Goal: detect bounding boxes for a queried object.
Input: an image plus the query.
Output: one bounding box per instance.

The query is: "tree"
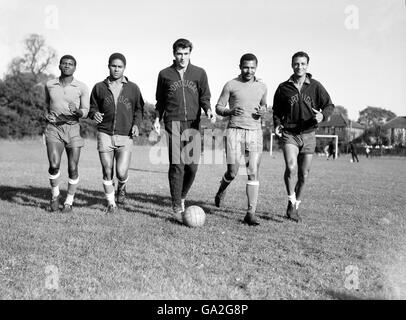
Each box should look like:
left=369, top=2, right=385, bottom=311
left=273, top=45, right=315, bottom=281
left=7, top=33, right=56, bottom=82
left=0, top=34, right=56, bottom=138
left=333, top=105, right=348, bottom=118
left=357, top=106, right=396, bottom=127
left=358, top=106, right=396, bottom=147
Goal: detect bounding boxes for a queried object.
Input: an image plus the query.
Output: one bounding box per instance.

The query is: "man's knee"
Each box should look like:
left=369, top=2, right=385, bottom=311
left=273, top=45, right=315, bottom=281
left=298, top=169, right=310, bottom=182
left=226, top=166, right=240, bottom=180
left=286, top=161, right=297, bottom=175
left=116, top=169, right=128, bottom=181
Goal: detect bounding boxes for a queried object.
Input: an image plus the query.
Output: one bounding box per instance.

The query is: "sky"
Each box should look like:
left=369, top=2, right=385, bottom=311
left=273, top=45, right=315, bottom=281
left=0, top=0, right=405, bottom=120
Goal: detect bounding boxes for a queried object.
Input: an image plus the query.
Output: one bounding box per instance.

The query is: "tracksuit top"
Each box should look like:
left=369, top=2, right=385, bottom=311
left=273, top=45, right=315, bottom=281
left=155, top=62, right=211, bottom=123
left=216, top=76, right=267, bottom=130
left=89, top=77, right=144, bottom=136
left=272, top=74, right=334, bottom=133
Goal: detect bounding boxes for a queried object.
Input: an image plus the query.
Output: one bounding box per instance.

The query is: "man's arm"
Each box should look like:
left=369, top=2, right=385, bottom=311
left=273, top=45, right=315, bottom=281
left=316, top=82, right=334, bottom=121
left=272, top=85, right=283, bottom=128
left=78, top=83, right=90, bottom=118
left=155, top=72, right=165, bottom=121
left=132, top=87, right=145, bottom=130
left=198, top=69, right=211, bottom=115
left=44, top=85, right=56, bottom=123
left=88, top=85, right=99, bottom=120
left=215, top=83, right=231, bottom=117
left=88, top=85, right=104, bottom=124
left=255, top=85, right=268, bottom=116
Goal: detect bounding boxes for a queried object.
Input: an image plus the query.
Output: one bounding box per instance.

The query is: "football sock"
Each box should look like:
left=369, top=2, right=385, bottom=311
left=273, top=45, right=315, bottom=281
left=246, top=180, right=259, bottom=214
left=288, top=193, right=296, bottom=204
left=217, top=173, right=233, bottom=194
left=65, top=194, right=74, bottom=206
left=106, top=191, right=116, bottom=207
left=295, top=200, right=301, bottom=210
left=103, top=180, right=116, bottom=206
left=65, top=177, right=79, bottom=205
left=118, top=176, right=128, bottom=191
left=49, top=171, right=61, bottom=198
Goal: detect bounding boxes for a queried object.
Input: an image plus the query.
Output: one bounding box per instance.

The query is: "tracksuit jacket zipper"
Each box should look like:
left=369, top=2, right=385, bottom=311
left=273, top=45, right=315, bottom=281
left=177, top=69, right=187, bottom=121
left=108, top=86, right=124, bottom=135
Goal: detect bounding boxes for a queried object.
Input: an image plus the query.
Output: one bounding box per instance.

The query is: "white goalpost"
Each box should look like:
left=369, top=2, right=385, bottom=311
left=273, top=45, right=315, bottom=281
left=269, top=133, right=338, bottom=159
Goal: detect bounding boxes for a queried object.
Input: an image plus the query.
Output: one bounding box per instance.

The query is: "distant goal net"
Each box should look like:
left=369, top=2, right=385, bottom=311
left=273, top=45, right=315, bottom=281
left=269, top=133, right=338, bottom=159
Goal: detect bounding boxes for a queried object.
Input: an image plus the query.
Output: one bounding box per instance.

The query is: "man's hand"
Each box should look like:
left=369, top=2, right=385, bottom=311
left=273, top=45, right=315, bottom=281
left=256, top=105, right=267, bottom=116
left=312, top=108, right=324, bottom=123
left=68, top=102, right=83, bottom=117
left=94, top=112, right=104, bottom=124
left=227, top=107, right=244, bottom=116
left=275, top=125, right=284, bottom=138
left=45, top=112, right=56, bottom=123
left=68, top=102, right=78, bottom=113
left=132, top=125, right=139, bottom=137
left=207, top=109, right=216, bottom=124
left=153, top=117, right=161, bottom=134
left=253, top=105, right=267, bottom=119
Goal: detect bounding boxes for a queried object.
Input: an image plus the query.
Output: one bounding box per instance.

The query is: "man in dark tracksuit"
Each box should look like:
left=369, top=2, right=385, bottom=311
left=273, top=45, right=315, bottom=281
left=89, top=53, right=144, bottom=213
left=273, top=51, right=334, bottom=222
left=153, top=38, right=215, bottom=221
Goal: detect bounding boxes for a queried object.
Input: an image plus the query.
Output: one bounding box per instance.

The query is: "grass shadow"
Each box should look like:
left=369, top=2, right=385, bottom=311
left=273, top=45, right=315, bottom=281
left=0, top=185, right=283, bottom=226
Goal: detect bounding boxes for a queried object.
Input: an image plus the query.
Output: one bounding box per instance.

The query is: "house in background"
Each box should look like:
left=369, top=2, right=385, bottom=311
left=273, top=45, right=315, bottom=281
left=382, top=116, right=406, bottom=146
left=317, top=112, right=365, bottom=143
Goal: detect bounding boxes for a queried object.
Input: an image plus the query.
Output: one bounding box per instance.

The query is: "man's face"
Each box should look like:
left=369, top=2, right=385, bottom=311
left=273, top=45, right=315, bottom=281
left=108, top=59, right=125, bottom=80
left=291, top=56, right=308, bottom=77
left=173, top=47, right=191, bottom=68
left=240, top=60, right=257, bottom=81
left=59, top=59, right=76, bottom=76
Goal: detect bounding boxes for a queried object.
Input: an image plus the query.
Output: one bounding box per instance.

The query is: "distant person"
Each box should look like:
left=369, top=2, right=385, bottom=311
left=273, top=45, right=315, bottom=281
left=327, top=141, right=336, bottom=160
left=349, top=142, right=359, bottom=162
left=44, top=55, right=89, bottom=213
left=153, top=38, right=215, bottom=222
left=273, top=51, right=334, bottom=222
left=365, top=146, right=371, bottom=158
left=214, top=53, right=268, bottom=226
left=89, top=53, right=144, bottom=213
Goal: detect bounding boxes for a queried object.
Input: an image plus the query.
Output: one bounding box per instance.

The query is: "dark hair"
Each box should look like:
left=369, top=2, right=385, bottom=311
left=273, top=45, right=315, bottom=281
left=173, top=38, right=193, bottom=53
left=59, top=55, right=76, bottom=66
left=240, top=53, right=258, bottom=66
left=108, top=53, right=126, bottom=66
left=292, top=51, right=310, bottom=63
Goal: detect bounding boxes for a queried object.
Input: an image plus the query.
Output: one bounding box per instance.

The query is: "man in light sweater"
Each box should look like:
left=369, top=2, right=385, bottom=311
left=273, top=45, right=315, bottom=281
left=44, top=55, right=89, bottom=213
left=215, top=53, right=267, bottom=226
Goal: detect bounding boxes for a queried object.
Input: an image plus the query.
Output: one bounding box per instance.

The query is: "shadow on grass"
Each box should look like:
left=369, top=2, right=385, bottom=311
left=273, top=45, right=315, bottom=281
left=128, top=168, right=167, bottom=174
left=0, top=185, right=229, bottom=223
left=0, top=185, right=285, bottom=225
left=325, top=289, right=365, bottom=300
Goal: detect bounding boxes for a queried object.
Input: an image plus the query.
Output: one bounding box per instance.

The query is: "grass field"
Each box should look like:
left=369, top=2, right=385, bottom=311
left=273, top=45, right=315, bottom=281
left=0, top=138, right=405, bottom=300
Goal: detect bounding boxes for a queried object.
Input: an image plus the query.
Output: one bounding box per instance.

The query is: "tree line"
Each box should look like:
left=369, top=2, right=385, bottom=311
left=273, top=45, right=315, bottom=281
left=0, top=34, right=398, bottom=147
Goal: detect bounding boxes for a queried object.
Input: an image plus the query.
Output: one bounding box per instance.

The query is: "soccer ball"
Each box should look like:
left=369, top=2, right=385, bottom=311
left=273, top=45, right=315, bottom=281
left=182, top=205, right=206, bottom=227
left=350, top=159, right=353, bottom=163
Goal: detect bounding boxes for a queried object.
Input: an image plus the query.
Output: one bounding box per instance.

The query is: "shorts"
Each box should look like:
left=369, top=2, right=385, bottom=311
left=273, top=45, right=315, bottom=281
left=226, top=128, right=263, bottom=164
left=281, top=130, right=316, bottom=154
left=97, top=132, right=133, bottom=153
left=45, top=123, right=84, bottom=148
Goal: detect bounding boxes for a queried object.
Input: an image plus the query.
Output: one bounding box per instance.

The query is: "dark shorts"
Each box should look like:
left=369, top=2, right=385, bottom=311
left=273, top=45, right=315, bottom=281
left=45, top=123, right=84, bottom=148
left=281, top=130, right=316, bottom=154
